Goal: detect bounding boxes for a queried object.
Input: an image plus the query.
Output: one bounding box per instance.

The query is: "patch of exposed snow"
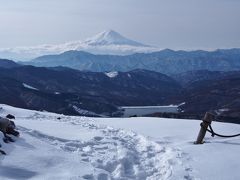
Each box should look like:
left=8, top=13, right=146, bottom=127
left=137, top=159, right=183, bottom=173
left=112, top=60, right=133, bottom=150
left=105, top=71, right=119, bottom=78
left=22, top=83, right=38, bottom=91
left=72, top=105, right=99, bottom=116
left=218, top=108, right=230, bottom=112
left=178, top=102, right=186, bottom=106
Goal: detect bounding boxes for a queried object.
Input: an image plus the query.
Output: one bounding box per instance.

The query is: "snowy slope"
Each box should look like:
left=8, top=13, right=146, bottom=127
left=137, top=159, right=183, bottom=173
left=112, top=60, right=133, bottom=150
left=0, top=30, right=158, bottom=60
left=0, top=104, right=239, bottom=180
left=84, top=30, right=147, bottom=47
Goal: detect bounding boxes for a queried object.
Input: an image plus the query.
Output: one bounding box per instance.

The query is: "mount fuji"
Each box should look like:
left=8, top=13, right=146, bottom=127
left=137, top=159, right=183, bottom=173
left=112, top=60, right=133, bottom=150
left=83, top=30, right=148, bottom=47
left=0, top=30, right=158, bottom=61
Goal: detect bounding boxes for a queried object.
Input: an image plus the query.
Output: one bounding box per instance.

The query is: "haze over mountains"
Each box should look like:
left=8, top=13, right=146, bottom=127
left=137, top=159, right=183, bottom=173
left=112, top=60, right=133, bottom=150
left=0, top=30, right=157, bottom=60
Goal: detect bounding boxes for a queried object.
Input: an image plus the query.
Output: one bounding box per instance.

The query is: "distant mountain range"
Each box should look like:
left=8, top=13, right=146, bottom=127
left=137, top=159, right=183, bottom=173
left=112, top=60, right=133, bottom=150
left=0, top=62, right=181, bottom=116
left=24, top=48, right=240, bottom=74
left=0, top=30, right=157, bottom=60
left=173, top=70, right=240, bottom=119
left=0, top=59, right=240, bottom=120
left=0, top=58, right=20, bottom=68
left=1, top=29, right=240, bottom=75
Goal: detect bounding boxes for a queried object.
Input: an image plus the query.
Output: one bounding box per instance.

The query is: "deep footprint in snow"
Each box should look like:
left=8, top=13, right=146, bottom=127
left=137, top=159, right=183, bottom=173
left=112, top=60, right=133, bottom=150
left=97, top=173, right=109, bottom=180
left=94, top=136, right=104, bottom=141
left=82, top=174, right=94, bottom=180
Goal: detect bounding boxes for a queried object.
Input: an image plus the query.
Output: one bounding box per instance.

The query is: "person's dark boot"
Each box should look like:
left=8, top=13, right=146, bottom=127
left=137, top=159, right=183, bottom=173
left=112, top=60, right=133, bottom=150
left=0, top=149, right=6, bottom=155
left=3, top=137, right=9, bottom=143
left=10, top=130, right=20, bottom=137
left=7, top=128, right=19, bottom=137
left=8, top=137, right=15, bottom=142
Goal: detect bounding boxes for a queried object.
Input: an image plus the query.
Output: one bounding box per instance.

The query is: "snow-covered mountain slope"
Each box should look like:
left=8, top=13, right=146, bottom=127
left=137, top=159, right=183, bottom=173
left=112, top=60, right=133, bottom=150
left=27, top=48, right=240, bottom=75
left=0, top=104, right=239, bottom=180
left=0, top=30, right=158, bottom=60
left=84, top=30, right=148, bottom=47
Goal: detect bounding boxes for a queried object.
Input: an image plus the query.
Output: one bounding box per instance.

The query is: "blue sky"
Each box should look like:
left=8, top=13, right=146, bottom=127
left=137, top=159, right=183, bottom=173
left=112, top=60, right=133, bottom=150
left=0, top=0, right=239, bottom=49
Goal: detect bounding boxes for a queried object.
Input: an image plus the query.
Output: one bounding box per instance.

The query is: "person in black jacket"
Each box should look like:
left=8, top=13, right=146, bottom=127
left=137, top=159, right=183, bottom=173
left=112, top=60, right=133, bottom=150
left=5, top=114, right=20, bottom=137
left=0, top=114, right=20, bottom=155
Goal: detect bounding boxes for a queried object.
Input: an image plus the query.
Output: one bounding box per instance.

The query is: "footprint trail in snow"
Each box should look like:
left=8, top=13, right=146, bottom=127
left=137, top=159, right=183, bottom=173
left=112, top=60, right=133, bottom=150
left=17, top=113, right=194, bottom=180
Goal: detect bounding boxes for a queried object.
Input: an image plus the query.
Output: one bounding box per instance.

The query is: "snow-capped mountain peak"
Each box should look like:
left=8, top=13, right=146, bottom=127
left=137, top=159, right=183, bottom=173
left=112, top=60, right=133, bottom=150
left=83, top=30, right=148, bottom=47
left=0, top=29, right=157, bottom=60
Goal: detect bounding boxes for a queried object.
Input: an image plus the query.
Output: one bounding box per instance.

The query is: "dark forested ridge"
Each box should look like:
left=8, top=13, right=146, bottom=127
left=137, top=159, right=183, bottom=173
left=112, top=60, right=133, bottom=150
left=0, top=58, right=240, bottom=121
left=0, top=64, right=181, bottom=116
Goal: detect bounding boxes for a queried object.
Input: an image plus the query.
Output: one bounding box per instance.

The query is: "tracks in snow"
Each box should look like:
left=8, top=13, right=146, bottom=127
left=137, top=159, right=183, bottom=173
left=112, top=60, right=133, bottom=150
left=18, top=113, right=194, bottom=180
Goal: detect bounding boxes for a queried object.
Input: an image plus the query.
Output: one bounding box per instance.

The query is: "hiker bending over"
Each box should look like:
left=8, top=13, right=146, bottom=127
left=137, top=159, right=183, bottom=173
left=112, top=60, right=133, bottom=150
left=0, top=115, right=19, bottom=155
left=0, top=116, right=20, bottom=143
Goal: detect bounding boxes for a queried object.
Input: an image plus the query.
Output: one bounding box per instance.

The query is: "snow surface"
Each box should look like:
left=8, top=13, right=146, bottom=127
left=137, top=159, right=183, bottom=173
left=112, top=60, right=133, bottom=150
left=84, top=30, right=147, bottom=47
left=0, top=30, right=159, bottom=60
left=0, top=104, right=239, bottom=180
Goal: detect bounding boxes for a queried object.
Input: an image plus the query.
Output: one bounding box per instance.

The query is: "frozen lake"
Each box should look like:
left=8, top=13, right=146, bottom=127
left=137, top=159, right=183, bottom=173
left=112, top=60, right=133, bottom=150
left=121, top=105, right=179, bottom=117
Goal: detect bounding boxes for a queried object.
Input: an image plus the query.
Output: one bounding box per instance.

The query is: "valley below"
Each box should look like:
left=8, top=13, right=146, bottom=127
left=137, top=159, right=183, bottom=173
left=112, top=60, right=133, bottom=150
left=0, top=56, right=240, bottom=124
